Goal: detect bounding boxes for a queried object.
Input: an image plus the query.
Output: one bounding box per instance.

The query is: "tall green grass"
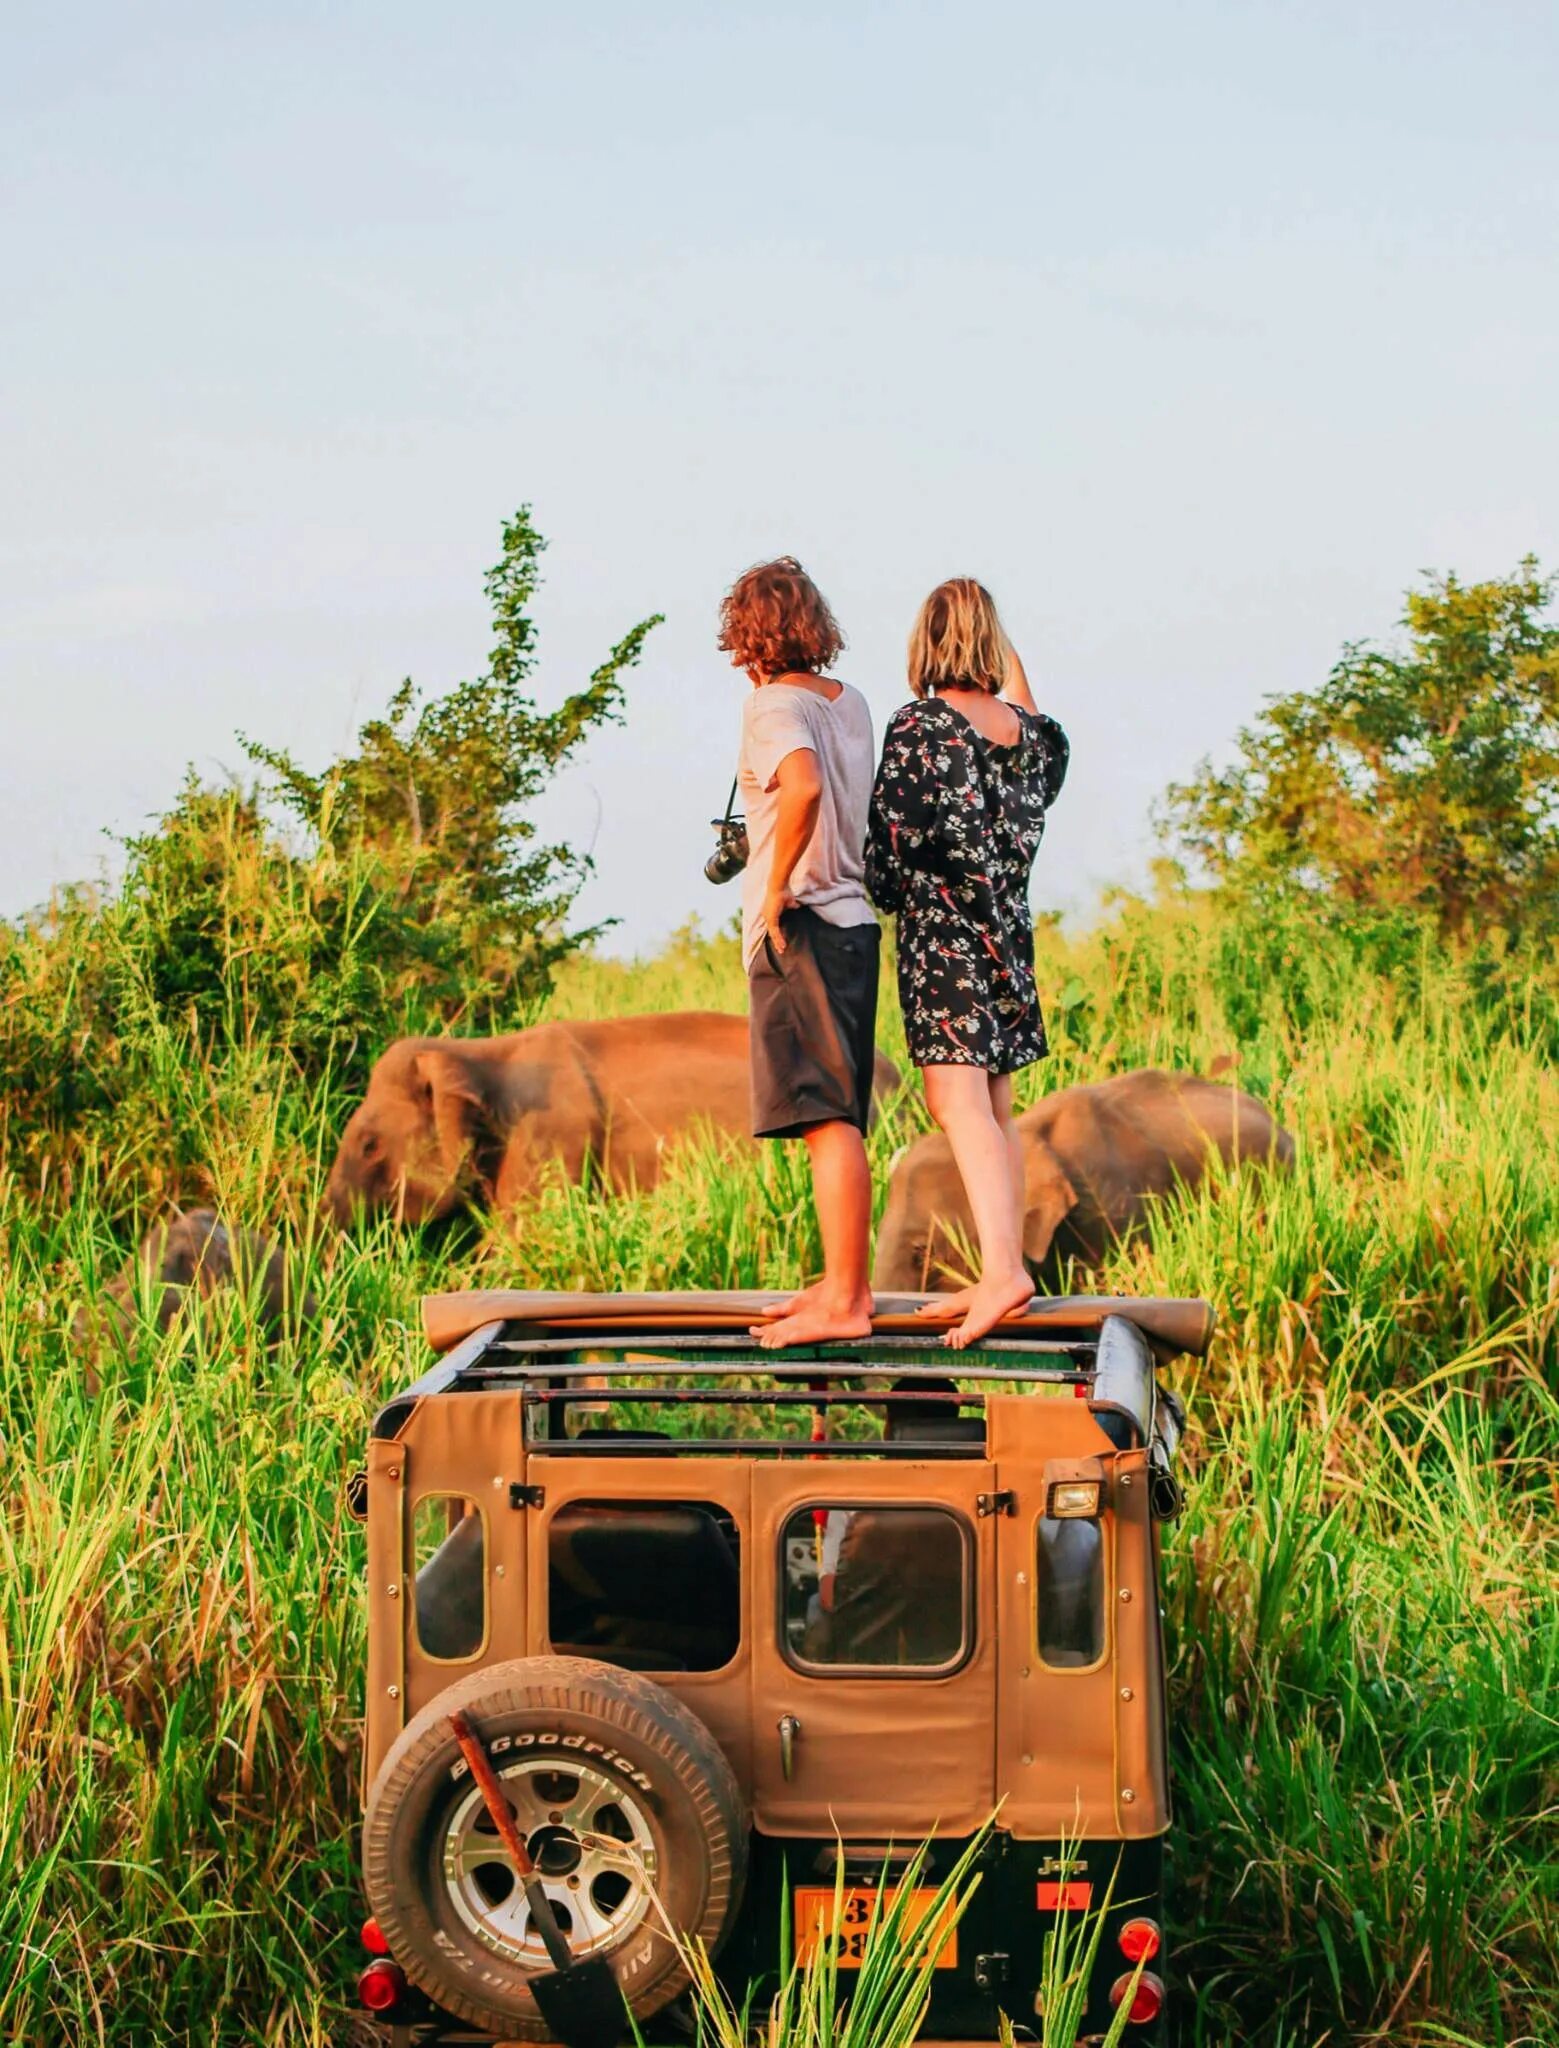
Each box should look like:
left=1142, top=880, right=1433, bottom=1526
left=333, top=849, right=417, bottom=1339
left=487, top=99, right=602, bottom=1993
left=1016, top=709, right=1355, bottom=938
left=656, top=1832, right=994, bottom=2048
left=2, top=898, right=1556, bottom=2045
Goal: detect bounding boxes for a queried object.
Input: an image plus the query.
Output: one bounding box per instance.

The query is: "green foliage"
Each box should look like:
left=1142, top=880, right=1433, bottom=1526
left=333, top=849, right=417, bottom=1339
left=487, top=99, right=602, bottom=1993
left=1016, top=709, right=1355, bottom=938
left=243, top=508, right=658, bottom=931
left=6, top=535, right=1559, bottom=2043
left=1029, top=1861, right=1149, bottom=2048
left=0, top=509, right=660, bottom=1209
left=5, top=906, right=1558, bottom=2046
left=659, top=1829, right=992, bottom=2048
left=1161, top=560, right=1559, bottom=936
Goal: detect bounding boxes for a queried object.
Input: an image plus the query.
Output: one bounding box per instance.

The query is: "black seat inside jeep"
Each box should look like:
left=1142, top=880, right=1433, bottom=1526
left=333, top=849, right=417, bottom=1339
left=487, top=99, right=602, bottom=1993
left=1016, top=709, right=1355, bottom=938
left=549, top=1502, right=740, bottom=1673
left=883, top=1375, right=987, bottom=1446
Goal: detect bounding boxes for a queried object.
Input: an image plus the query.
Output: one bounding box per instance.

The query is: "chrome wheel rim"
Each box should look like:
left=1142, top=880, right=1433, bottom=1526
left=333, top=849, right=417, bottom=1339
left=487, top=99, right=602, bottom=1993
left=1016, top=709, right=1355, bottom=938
left=441, top=1757, right=657, bottom=1965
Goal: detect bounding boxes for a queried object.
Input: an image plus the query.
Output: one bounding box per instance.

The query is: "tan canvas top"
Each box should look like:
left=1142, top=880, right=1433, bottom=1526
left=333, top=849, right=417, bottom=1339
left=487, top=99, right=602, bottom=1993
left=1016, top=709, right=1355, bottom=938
left=421, top=1288, right=1215, bottom=1359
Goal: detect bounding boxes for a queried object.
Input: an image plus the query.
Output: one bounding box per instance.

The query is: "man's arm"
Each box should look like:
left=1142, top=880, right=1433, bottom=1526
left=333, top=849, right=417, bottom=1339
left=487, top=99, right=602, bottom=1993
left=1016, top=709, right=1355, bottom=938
left=763, top=747, right=822, bottom=954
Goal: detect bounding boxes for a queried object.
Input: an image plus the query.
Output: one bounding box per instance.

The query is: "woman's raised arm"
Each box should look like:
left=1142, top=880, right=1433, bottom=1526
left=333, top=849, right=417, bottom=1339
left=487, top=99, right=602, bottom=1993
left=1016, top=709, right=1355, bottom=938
left=1002, top=642, right=1039, bottom=714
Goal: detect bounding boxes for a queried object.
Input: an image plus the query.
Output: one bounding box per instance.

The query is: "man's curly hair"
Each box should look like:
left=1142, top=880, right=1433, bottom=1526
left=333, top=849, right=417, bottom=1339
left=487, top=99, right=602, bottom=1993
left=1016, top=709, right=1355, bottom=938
left=717, top=557, right=845, bottom=677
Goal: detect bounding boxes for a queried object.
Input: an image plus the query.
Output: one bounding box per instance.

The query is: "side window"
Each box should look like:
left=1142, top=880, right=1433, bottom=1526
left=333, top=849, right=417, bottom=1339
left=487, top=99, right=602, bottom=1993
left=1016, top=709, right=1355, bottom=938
left=1035, top=1516, right=1106, bottom=1669
left=413, top=1494, right=487, bottom=1662
left=781, top=1506, right=971, bottom=1674
left=548, top=1501, right=740, bottom=1673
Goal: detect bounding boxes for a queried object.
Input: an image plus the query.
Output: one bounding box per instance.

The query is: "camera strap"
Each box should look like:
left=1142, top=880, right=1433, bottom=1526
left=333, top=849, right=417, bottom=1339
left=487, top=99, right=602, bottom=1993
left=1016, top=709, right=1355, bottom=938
left=721, top=776, right=740, bottom=824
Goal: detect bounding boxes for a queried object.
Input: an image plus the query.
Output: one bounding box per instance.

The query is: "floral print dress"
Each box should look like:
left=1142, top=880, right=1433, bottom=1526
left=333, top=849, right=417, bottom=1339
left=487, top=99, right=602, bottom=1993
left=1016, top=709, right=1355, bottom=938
left=865, top=697, right=1069, bottom=1072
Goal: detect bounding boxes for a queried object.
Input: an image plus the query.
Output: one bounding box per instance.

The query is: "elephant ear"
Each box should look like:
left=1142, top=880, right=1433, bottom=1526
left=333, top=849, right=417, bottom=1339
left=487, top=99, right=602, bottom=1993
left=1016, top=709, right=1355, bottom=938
left=413, top=1048, right=496, bottom=1196
left=1021, top=1135, right=1078, bottom=1267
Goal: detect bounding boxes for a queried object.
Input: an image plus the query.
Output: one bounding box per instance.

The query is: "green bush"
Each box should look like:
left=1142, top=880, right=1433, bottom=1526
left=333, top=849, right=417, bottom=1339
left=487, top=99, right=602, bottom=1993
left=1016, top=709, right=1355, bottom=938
left=0, top=509, right=659, bottom=1212
left=1161, top=559, right=1559, bottom=940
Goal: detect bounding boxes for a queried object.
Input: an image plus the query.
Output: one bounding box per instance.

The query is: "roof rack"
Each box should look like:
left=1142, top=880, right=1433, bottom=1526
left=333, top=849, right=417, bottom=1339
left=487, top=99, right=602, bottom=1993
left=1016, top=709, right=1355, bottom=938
left=373, top=1299, right=1196, bottom=1457
left=420, top=1289, right=1215, bottom=1358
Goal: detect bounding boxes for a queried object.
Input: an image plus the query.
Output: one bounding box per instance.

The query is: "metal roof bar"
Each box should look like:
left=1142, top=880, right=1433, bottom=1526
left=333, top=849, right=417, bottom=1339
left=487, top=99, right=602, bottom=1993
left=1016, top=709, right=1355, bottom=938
left=487, top=1331, right=1090, bottom=1360
left=517, top=1385, right=988, bottom=1408
left=527, top=1436, right=977, bottom=1460
left=463, top=1354, right=1089, bottom=1387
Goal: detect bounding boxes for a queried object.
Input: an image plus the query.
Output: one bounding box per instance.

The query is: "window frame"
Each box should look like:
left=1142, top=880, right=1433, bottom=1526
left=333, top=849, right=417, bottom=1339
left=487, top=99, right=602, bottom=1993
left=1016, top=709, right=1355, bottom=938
left=544, top=1496, right=744, bottom=1678
left=410, top=1490, right=490, bottom=1666
left=777, top=1499, right=977, bottom=1681
left=1031, top=1507, right=1113, bottom=1676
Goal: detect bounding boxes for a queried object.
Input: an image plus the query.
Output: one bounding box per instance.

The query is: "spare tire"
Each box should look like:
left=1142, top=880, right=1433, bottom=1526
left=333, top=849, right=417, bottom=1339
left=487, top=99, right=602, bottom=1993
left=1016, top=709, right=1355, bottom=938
left=362, top=1656, right=748, bottom=2040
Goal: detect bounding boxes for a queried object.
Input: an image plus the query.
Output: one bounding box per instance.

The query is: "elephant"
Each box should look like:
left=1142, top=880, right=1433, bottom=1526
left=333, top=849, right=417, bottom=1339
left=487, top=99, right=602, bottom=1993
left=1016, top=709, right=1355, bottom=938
left=326, top=1010, right=902, bottom=1225
left=74, top=1209, right=313, bottom=1377
left=871, top=1067, right=1294, bottom=1292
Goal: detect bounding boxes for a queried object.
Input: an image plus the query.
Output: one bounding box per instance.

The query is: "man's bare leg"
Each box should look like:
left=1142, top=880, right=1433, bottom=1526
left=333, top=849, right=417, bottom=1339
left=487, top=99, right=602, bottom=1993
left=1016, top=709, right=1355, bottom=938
left=752, top=1120, right=874, bottom=1348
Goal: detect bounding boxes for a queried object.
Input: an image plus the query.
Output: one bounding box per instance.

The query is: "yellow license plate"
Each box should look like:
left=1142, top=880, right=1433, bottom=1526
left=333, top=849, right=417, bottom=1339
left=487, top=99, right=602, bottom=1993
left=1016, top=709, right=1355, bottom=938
left=792, top=1886, right=958, bottom=1969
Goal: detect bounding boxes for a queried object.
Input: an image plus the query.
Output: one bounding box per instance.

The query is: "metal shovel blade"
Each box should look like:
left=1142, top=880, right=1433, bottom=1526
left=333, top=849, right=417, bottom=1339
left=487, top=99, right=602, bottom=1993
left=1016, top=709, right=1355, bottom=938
left=528, top=1951, right=626, bottom=2048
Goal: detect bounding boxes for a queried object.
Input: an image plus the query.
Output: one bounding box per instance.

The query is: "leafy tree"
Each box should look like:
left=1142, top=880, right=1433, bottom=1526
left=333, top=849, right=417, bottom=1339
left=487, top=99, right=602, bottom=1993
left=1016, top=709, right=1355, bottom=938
left=1160, top=561, right=1559, bottom=935
left=0, top=507, right=661, bottom=1197
left=245, top=505, right=659, bottom=967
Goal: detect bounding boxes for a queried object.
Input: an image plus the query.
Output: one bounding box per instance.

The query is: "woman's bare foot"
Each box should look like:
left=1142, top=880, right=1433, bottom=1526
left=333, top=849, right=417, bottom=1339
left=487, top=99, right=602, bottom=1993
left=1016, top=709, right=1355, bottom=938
left=916, top=1286, right=976, bottom=1321
left=752, top=1290, right=875, bottom=1350
left=757, top=1277, right=829, bottom=1320
left=944, top=1271, right=1034, bottom=1351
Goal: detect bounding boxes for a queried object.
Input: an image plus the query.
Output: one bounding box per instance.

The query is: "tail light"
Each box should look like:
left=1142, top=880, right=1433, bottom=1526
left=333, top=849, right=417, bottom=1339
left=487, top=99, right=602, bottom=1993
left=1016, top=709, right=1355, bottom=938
left=357, top=1960, right=407, bottom=2013
left=1108, top=1969, right=1165, bottom=2024
left=360, top=1916, right=389, bottom=1956
left=1118, top=1916, right=1162, bottom=1963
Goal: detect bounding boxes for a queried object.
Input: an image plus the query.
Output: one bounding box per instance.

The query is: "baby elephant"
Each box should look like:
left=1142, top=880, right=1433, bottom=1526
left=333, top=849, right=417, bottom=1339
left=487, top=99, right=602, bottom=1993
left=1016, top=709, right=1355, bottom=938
left=76, top=1209, right=311, bottom=1361
left=872, top=1067, right=1294, bottom=1292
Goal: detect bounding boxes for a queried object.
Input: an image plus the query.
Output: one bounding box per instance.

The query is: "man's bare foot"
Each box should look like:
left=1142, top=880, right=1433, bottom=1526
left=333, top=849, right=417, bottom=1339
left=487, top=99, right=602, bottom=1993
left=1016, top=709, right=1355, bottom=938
left=916, top=1286, right=976, bottom=1321
left=757, top=1278, right=828, bottom=1320
left=945, top=1271, right=1035, bottom=1351
left=751, top=1293, right=875, bottom=1350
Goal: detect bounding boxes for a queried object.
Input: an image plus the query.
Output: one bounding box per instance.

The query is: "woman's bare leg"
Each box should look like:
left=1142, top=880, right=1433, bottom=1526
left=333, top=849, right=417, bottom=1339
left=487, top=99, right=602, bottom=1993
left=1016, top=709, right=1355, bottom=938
left=993, top=1072, right=1027, bottom=1241
left=916, top=1072, right=1028, bottom=1319
left=917, top=1065, right=1033, bottom=1349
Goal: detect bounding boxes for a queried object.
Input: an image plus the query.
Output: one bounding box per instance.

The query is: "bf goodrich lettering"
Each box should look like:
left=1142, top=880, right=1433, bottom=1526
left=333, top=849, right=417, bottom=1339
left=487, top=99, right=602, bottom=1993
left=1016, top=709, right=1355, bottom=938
left=444, top=1731, right=654, bottom=1792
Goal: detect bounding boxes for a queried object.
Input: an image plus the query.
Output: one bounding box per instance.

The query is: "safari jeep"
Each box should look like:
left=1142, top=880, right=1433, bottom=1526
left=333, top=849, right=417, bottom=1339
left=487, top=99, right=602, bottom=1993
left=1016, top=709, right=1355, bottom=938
left=349, top=1288, right=1203, bottom=2045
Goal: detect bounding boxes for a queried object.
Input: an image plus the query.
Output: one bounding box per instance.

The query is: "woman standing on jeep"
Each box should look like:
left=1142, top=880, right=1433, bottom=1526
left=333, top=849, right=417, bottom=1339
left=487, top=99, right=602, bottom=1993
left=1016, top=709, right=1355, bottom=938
left=865, top=580, right=1068, bottom=1349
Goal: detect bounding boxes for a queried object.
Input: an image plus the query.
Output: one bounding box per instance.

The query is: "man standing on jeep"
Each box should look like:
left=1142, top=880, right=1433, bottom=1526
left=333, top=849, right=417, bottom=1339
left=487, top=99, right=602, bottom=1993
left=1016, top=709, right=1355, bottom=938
left=718, top=557, right=880, bottom=1350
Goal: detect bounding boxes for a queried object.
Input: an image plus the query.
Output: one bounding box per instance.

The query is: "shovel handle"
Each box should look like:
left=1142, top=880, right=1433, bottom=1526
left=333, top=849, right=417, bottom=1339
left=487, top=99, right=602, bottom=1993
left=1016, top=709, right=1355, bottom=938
left=447, top=1710, right=576, bottom=1976
left=448, top=1710, right=537, bottom=1876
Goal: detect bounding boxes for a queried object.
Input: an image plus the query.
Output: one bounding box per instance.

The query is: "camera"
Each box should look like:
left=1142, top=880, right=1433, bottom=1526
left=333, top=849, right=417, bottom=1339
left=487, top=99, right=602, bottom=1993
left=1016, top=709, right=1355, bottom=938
left=705, top=813, right=750, bottom=885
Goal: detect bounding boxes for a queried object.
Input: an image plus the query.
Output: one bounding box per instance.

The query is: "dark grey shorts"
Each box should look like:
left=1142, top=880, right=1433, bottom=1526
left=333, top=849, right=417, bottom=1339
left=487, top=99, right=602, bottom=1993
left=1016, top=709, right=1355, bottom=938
left=749, top=908, right=881, bottom=1139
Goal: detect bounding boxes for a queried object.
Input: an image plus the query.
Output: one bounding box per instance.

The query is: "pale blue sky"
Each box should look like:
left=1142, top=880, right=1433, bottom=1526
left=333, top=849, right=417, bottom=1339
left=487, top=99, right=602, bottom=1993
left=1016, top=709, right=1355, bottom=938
left=4, top=1, right=1556, bottom=951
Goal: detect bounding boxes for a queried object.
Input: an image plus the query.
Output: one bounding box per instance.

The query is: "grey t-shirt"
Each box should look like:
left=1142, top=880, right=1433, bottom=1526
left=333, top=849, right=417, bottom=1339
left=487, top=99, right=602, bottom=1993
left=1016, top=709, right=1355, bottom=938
left=738, top=680, right=877, bottom=969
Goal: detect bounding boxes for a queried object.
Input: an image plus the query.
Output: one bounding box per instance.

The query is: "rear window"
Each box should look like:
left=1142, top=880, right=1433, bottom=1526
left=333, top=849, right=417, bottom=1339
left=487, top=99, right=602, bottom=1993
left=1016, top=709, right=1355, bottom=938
left=1035, top=1516, right=1106, bottom=1669
left=413, top=1494, right=486, bottom=1662
left=780, top=1505, right=971, bottom=1674
left=548, top=1500, right=740, bottom=1673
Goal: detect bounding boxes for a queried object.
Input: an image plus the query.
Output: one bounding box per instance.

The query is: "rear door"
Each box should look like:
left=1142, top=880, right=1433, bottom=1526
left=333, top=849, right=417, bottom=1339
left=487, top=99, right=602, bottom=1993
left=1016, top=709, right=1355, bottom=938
left=750, top=1459, right=998, bottom=1837
left=523, top=1455, right=755, bottom=1788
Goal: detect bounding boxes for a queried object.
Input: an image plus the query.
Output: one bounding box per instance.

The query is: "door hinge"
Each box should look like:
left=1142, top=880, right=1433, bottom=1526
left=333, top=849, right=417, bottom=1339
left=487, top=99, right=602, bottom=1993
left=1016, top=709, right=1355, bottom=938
left=976, top=1489, right=1016, bottom=1517
left=973, top=1952, right=1010, bottom=1992
left=509, top=1482, right=546, bottom=1509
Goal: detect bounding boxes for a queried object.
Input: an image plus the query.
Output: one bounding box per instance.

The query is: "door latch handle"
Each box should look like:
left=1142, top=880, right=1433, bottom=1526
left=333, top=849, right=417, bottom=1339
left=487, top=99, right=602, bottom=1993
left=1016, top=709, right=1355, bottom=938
left=778, top=1714, right=801, bottom=1781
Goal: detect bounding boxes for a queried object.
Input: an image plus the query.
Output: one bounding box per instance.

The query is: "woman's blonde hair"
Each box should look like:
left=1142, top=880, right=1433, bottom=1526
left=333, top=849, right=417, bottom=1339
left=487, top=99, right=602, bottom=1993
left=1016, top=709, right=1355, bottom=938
left=906, top=578, right=1010, bottom=698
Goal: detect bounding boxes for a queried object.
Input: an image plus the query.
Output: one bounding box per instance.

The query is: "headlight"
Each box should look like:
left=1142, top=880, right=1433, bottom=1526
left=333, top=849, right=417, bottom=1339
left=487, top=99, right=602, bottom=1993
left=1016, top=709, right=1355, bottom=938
left=1046, top=1478, right=1104, bottom=1519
